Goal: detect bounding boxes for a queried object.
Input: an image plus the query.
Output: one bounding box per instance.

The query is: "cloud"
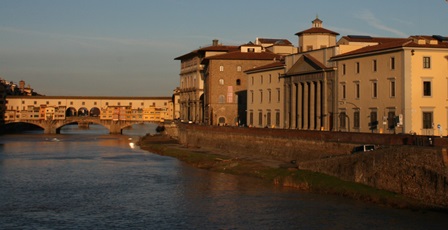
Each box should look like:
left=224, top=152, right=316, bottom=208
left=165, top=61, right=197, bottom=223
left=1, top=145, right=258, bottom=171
left=330, top=26, right=370, bottom=37
left=355, top=10, right=408, bottom=37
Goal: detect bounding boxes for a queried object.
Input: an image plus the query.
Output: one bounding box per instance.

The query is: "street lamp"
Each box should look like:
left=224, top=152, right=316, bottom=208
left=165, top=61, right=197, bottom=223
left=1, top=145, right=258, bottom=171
left=339, top=100, right=359, bottom=110
left=339, top=101, right=360, bottom=132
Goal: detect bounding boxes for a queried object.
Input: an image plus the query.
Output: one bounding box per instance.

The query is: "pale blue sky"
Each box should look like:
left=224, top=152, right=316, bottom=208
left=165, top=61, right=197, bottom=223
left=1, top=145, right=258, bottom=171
left=0, top=0, right=447, bottom=96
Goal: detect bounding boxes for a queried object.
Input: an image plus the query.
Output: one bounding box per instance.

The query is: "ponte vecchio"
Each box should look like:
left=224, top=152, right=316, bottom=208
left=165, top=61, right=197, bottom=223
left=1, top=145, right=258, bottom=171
left=4, top=96, right=174, bottom=134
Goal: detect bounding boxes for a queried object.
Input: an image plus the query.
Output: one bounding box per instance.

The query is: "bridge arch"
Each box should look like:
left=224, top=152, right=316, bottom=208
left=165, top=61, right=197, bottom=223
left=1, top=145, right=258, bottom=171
left=66, top=107, right=77, bottom=117
left=3, top=122, right=45, bottom=133
left=54, top=119, right=108, bottom=133
left=4, top=118, right=158, bottom=134
left=78, top=107, right=89, bottom=117
left=90, top=107, right=100, bottom=117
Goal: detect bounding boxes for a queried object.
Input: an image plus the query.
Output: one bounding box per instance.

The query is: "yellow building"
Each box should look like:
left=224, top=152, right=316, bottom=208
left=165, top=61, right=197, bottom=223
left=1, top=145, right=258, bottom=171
left=245, top=61, right=286, bottom=128
left=295, top=16, right=339, bottom=53
left=5, top=96, right=173, bottom=122
left=0, top=83, right=6, bottom=125
left=282, top=16, right=340, bottom=131
left=331, top=35, right=448, bottom=135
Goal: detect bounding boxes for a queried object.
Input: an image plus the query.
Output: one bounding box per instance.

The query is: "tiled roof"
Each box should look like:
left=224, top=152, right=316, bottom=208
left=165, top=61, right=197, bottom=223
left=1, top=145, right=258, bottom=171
left=340, top=35, right=408, bottom=44
left=244, top=61, right=285, bottom=73
left=198, top=45, right=239, bottom=52
left=174, top=45, right=239, bottom=60
left=331, top=39, right=412, bottom=60
left=331, top=37, right=448, bottom=61
left=257, top=38, right=293, bottom=45
left=240, top=41, right=263, bottom=47
left=411, top=35, right=436, bottom=40
left=404, top=41, right=448, bottom=49
left=295, top=27, right=339, bottom=36
left=205, top=51, right=282, bottom=61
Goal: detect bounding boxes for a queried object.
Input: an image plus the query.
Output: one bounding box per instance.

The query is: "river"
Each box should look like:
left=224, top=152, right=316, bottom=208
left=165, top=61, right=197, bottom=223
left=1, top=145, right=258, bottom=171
left=0, top=124, right=447, bottom=229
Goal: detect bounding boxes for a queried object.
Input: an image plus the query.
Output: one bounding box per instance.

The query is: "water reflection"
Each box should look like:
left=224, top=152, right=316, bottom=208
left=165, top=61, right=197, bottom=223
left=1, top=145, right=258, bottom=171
left=1, top=125, right=448, bottom=229
left=59, top=123, right=158, bottom=136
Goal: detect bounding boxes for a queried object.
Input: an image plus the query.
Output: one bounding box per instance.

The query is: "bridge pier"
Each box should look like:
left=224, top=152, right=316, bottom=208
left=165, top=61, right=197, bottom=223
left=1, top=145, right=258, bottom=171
left=43, top=127, right=58, bottom=134
left=42, top=121, right=59, bottom=134
left=109, top=121, right=123, bottom=134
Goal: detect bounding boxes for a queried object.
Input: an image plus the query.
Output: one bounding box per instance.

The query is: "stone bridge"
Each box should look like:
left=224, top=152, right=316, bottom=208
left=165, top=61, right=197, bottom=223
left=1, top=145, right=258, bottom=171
left=8, top=117, right=147, bottom=134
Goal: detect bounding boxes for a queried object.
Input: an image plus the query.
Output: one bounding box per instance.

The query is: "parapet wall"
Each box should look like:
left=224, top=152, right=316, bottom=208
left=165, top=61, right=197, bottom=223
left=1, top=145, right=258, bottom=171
left=168, top=124, right=448, bottom=207
left=173, top=124, right=441, bottom=162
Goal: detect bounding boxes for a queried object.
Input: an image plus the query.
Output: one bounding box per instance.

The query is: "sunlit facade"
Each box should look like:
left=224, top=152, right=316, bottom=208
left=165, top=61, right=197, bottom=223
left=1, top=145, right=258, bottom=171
left=331, top=35, right=448, bottom=135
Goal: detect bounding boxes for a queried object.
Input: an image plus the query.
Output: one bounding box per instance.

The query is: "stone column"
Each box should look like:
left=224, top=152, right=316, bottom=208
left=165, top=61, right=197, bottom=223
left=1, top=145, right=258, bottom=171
left=284, top=83, right=290, bottom=129
left=297, top=82, right=303, bottom=129
left=303, top=82, right=309, bottom=130
left=291, top=83, right=297, bottom=128
left=109, top=121, right=123, bottom=134
left=316, top=81, right=322, bottom=130
left=310, top=81, right=316, bottom=130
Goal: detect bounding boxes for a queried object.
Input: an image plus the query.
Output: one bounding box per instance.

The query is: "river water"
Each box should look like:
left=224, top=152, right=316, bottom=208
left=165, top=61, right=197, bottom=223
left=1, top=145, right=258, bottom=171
left=0, top=124, right=447, bottom=229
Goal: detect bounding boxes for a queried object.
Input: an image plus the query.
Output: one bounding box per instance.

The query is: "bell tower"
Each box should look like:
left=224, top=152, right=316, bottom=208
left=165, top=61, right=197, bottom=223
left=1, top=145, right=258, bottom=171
left=295, top=16, right=339, bottom=53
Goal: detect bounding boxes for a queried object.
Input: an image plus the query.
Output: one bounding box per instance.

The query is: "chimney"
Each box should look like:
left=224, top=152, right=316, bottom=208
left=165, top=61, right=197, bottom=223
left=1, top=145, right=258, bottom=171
left=212, top=39, right=219, bottom=46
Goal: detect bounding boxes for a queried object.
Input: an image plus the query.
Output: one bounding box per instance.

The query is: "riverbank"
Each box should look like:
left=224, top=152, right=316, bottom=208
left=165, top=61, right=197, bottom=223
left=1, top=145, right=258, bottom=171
left=138, top=134, right=438, bottom=211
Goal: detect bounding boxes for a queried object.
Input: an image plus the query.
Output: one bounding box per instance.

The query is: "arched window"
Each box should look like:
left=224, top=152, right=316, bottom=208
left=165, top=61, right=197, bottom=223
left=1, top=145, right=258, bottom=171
left=237, top=66, right=242, bottom=72
left=219, top=65, right=224, bottom=71
left=218, top=95, right=225, bottom=103
left=218, top=117, right=226, bottom=125
left=236, top=79, right=241, bottom=85
left=219, top=79, right=224, bottom=85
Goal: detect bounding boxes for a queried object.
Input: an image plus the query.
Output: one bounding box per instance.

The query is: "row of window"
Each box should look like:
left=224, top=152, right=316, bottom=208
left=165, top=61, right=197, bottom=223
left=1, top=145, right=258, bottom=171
left=219, top=65, right=242, bottom=72
left=181, top=75, right=197, bottom=88
left=339, top=110, right=434, bottom=130
left=250, top=74, right=280, bottom=85
left=218, top=94, right=237, bottom=103
left=341, top=79, right=395, bottom=99
left=249, top=89, right=281, bottom=104
left=22, top=101, right=163, bottom=106
left=216, top=89, right=282, bottom=105
left=341, top=78, right=434, bottom=99
left=216, top=74, right=280, bottom=89
left=248, top=110, right=281, bottom=127
left=340, top=110, right=389, bottom=130
left=341, top=56, right=432, bottom=75
left=342, top=57, right=394, bottom=75
left=219, top=78, right=241, bottom=86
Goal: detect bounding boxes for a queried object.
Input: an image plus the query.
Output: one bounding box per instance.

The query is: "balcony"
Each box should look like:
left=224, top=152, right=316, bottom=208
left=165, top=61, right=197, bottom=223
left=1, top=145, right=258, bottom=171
left=179, top=65, right=204, bottom=75
left=180, top=87, right=198, bottom=93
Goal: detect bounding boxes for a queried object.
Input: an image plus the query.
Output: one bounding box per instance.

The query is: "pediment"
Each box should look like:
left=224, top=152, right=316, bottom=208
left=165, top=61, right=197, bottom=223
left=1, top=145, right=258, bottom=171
left=286, top=55, right=326, bottom=75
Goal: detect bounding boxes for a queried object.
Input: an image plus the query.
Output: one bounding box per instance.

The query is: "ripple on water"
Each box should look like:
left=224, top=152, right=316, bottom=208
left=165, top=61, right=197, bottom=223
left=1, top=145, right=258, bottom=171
left=0, top=133, right=447, bottom=229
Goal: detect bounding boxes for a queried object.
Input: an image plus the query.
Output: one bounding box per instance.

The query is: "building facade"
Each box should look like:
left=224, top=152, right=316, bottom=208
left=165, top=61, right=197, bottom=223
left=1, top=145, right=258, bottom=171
left=246, top=61, right=286, bottom=128
left=0, top=83, right=6, bottom=125
left=331, top=35, right=448, bottom=135
left=174, top=40, right=238, bottom=123
left=282, top=17, right=339, bottom=131
left=295, top=16, right=339, bottom=53
left=202, top=43, right=283, bottom=126
left=4, top=96, right=173, bottom=123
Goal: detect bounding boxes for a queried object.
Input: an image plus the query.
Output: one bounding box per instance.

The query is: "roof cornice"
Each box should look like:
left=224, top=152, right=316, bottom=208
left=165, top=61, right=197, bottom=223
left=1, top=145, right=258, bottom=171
left=330, top=47, right=405, bottom=61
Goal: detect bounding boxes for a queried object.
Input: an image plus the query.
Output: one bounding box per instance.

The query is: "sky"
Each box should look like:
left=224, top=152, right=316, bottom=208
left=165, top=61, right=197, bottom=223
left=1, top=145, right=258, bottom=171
left=0, top=0, right=447, bottom=97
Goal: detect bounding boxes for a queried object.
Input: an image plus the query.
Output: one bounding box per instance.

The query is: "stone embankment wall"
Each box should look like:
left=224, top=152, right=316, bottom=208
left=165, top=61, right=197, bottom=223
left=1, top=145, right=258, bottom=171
left=166, top=124, right=448, bottom=207
left=300, top=147, right=448, bottom=207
